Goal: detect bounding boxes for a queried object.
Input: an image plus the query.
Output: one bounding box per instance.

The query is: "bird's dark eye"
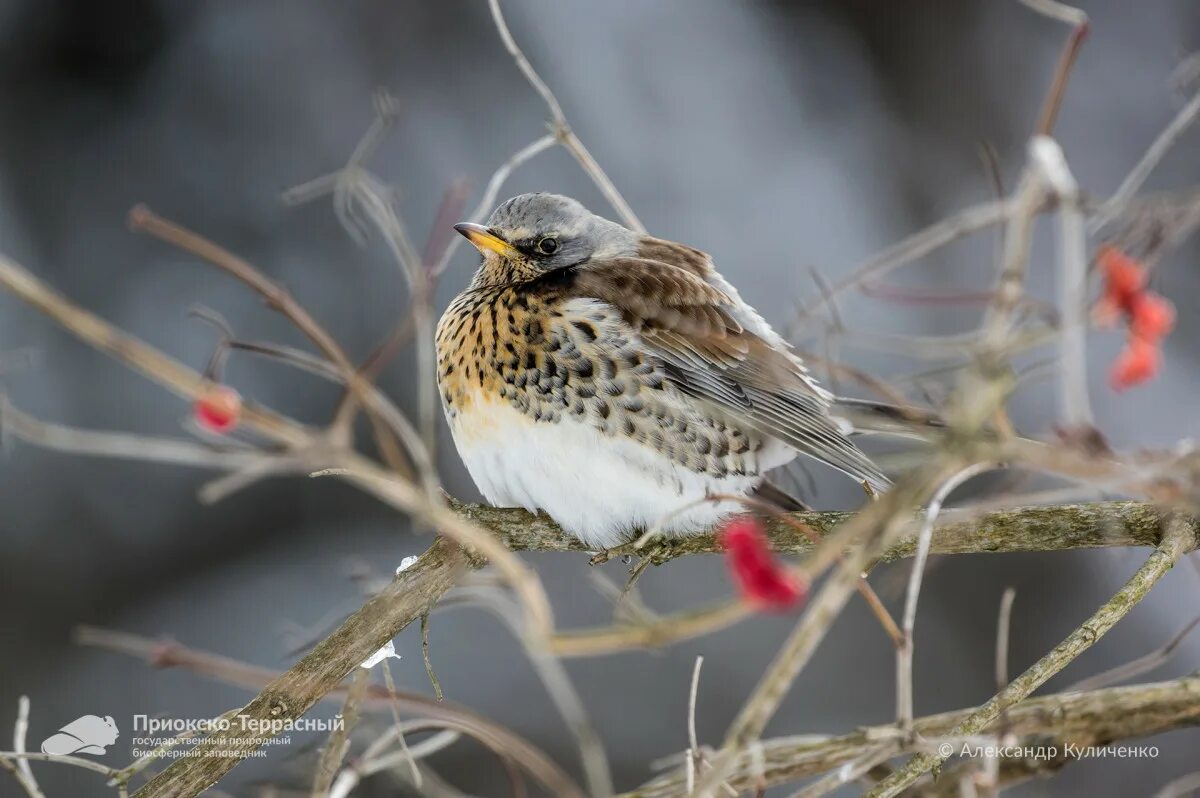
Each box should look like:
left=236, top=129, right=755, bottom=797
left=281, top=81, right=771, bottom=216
left=537, top=236, right=559, bottom=255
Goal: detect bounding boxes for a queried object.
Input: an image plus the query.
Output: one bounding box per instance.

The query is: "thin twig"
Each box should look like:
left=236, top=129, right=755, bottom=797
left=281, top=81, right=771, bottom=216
left=898, top=463, right=996, bottom=733
left=430, top=134, right=557, bottom=278
left=627, top=674, right=1200, bottom=797
left=994, top=588, right=1017, bottom=692
left=1019, top=0, right=1089, bottom=137
left=686, top=656, right=704, bottom=795
left=486, top=0, right=643, bottom=232
left=420, top=611, right=445, bottom=702
left=128, top=205, right=424, bottom=481
left=310, top=668, right=369, bottom=797
left=1065, top=613, right=1200, bottom=692
left=785, top=744, right=894, bottom=798
left=866, top=514, right=1197, bottom=797
left=1092, top=87, right=1200, bottom=231
left=795, top=199, right=1012, bottom=328
left=1030, top=136, right=1093, bottom=427
left=693, top=463, right=963, bottom=798
left=0, top=751, right=119, bottom=779
left=378, top=658, right=422, bottom=787
left=443, top=586, right=614, bottom=798
left=10, top=698, right=42, bottom=798
left=77, top=623, right=583, bottom=798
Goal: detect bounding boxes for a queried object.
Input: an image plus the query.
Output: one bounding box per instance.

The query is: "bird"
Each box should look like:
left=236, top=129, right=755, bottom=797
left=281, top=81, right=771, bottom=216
left=437, top=192, right=915, bottom=550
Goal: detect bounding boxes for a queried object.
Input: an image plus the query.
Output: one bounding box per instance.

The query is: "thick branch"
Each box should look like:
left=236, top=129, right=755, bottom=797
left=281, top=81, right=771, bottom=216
left=463, top=499, right=1190, bottom=562
left=131, top=537, right=471, bottom=798
left=623, top=675, right=1200, bottom=797
left=75, top=627, right=580, bottom=798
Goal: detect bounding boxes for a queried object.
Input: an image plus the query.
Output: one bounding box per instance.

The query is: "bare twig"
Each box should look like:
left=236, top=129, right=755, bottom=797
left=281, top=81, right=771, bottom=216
left=898, top=463, right=997, bottom=733
left=0, top=751, right=119, bottom=780
left=420, top=612, right=445, bottom=702
left=310, top=669, right=369, bottom=797
left=127, top=205, right=425, bottom=481
left=76, top=623, right=584, bottom=798
left=690, top=463, right=963, bottom=798
left=9, top=697, right=42, bottom=798
left=486, top=0, right=643, bottom=232
left=1093, top=87, right=1200, bottom=231
left=866, top=514, right=1197, bottom=797
left=1, top=396, right=273, bottom=471
left=1066, top=613, right=1200, bottom=692
left=1030, top=136, right=1093, bottom=427
left=627, top=674, right=1200, bottom=798
left=686, top=656, right=703, bottom=795
left=785, top=744, right=894, bottom=798
left=444, top=585, right=614, bottom=798
left=430, top=134, right=557, bottom=278
left=795, top=199, right=1012, bottom=326
left=0, top=254, right=308, bottom=445
left=995, top=588, right=1017, bottom=692
left=990, top=585, right=1020, bottom=788
left=1019, top=0, right=1089, bottom=136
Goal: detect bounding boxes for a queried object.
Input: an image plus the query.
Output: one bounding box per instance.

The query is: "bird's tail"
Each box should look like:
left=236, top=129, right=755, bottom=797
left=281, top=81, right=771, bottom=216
left=830, top=398, right=945, bottom=440
left=752, top=480, right=811, bottom=512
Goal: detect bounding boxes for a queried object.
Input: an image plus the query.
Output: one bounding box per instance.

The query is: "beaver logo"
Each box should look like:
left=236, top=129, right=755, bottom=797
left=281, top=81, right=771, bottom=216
left=40, top=715, right=119, bottom=756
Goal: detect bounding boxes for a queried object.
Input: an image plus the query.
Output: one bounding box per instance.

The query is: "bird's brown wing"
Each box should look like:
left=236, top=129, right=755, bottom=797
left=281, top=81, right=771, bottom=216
left=571, top=256, right=889, bottom=490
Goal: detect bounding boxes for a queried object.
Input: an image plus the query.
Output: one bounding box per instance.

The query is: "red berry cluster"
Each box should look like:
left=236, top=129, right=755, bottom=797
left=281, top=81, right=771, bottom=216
left=1094, top=246, right=1175, bottom=391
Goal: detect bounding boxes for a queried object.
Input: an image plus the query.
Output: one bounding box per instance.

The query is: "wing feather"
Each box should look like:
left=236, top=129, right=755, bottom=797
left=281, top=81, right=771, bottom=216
left=571, top=254, right=889, bottom=490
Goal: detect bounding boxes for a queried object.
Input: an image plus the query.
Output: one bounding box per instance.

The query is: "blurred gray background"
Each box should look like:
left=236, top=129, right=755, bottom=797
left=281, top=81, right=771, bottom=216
left=2, top=1, right=1199, bottom=795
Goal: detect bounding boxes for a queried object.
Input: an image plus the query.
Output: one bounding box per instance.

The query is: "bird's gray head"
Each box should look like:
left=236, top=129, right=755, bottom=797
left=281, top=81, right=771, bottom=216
left=453, top=192, right=635, bottom=285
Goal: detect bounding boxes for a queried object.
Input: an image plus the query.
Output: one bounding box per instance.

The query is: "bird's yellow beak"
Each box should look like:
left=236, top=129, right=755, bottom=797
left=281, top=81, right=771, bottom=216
left=454, top=222, right=518, bottom=258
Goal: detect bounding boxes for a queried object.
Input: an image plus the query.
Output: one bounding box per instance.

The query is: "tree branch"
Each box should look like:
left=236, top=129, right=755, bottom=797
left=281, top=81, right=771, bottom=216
left=866, top=513, right=1198, bottom=797
left=623, top=674, right=1200, bottom=797
left=463, top=499, right=1190, bottom=563
left=130, top=537, right=471, bottom=798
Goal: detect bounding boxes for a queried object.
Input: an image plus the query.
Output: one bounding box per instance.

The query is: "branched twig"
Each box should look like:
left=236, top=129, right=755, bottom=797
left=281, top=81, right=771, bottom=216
left=1093, top=86, right=1200, bottom=231
left=1019, top=0, right=1089, bottom=137
left=76, top=620, right=583, bottom=798
left=486, top=0, right=644, bottom=232
left=1031, top=137, right=1093, bottom=427
left=795, top=199, right=1013, bottom=326
left=430, top=134, right=557, bottom=278
left=7, top=697, right=43, bottom=798
left=1066, top=613, right=1200, bottom=693
left=624, top=674, right=1200, bottom=797
left=310, top=668, right=369, bottom=797
left=128, top=204, right=426, bottom=483
left=866, top=514, right=1197, bottom=797
left=897, top=463, right=998, bottom=734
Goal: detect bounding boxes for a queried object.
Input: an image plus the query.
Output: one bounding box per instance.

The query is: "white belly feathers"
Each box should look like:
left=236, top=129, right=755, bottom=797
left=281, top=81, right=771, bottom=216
left=447, top=392, right=763, bottom=549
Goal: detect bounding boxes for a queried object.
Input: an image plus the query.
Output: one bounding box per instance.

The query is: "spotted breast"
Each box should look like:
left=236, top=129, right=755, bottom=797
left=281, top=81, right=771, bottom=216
left=438, top=254, right=796, bottom=549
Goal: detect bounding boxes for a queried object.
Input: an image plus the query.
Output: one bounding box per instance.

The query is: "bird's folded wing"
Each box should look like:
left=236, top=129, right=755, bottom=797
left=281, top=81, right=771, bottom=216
left=571, top=256, right=889, bottom=490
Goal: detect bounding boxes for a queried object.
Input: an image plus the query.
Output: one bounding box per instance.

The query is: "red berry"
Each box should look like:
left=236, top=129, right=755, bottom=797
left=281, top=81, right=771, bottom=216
left=1110, top=337, right=1160, bottom=391
left=718, top=517, right=806, bottom=611
left=1097, top=245, right=1146, bottom=311
left=1129, top=293, right=1175, bottom=343
left=194, top=385, right=242, bottom=433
